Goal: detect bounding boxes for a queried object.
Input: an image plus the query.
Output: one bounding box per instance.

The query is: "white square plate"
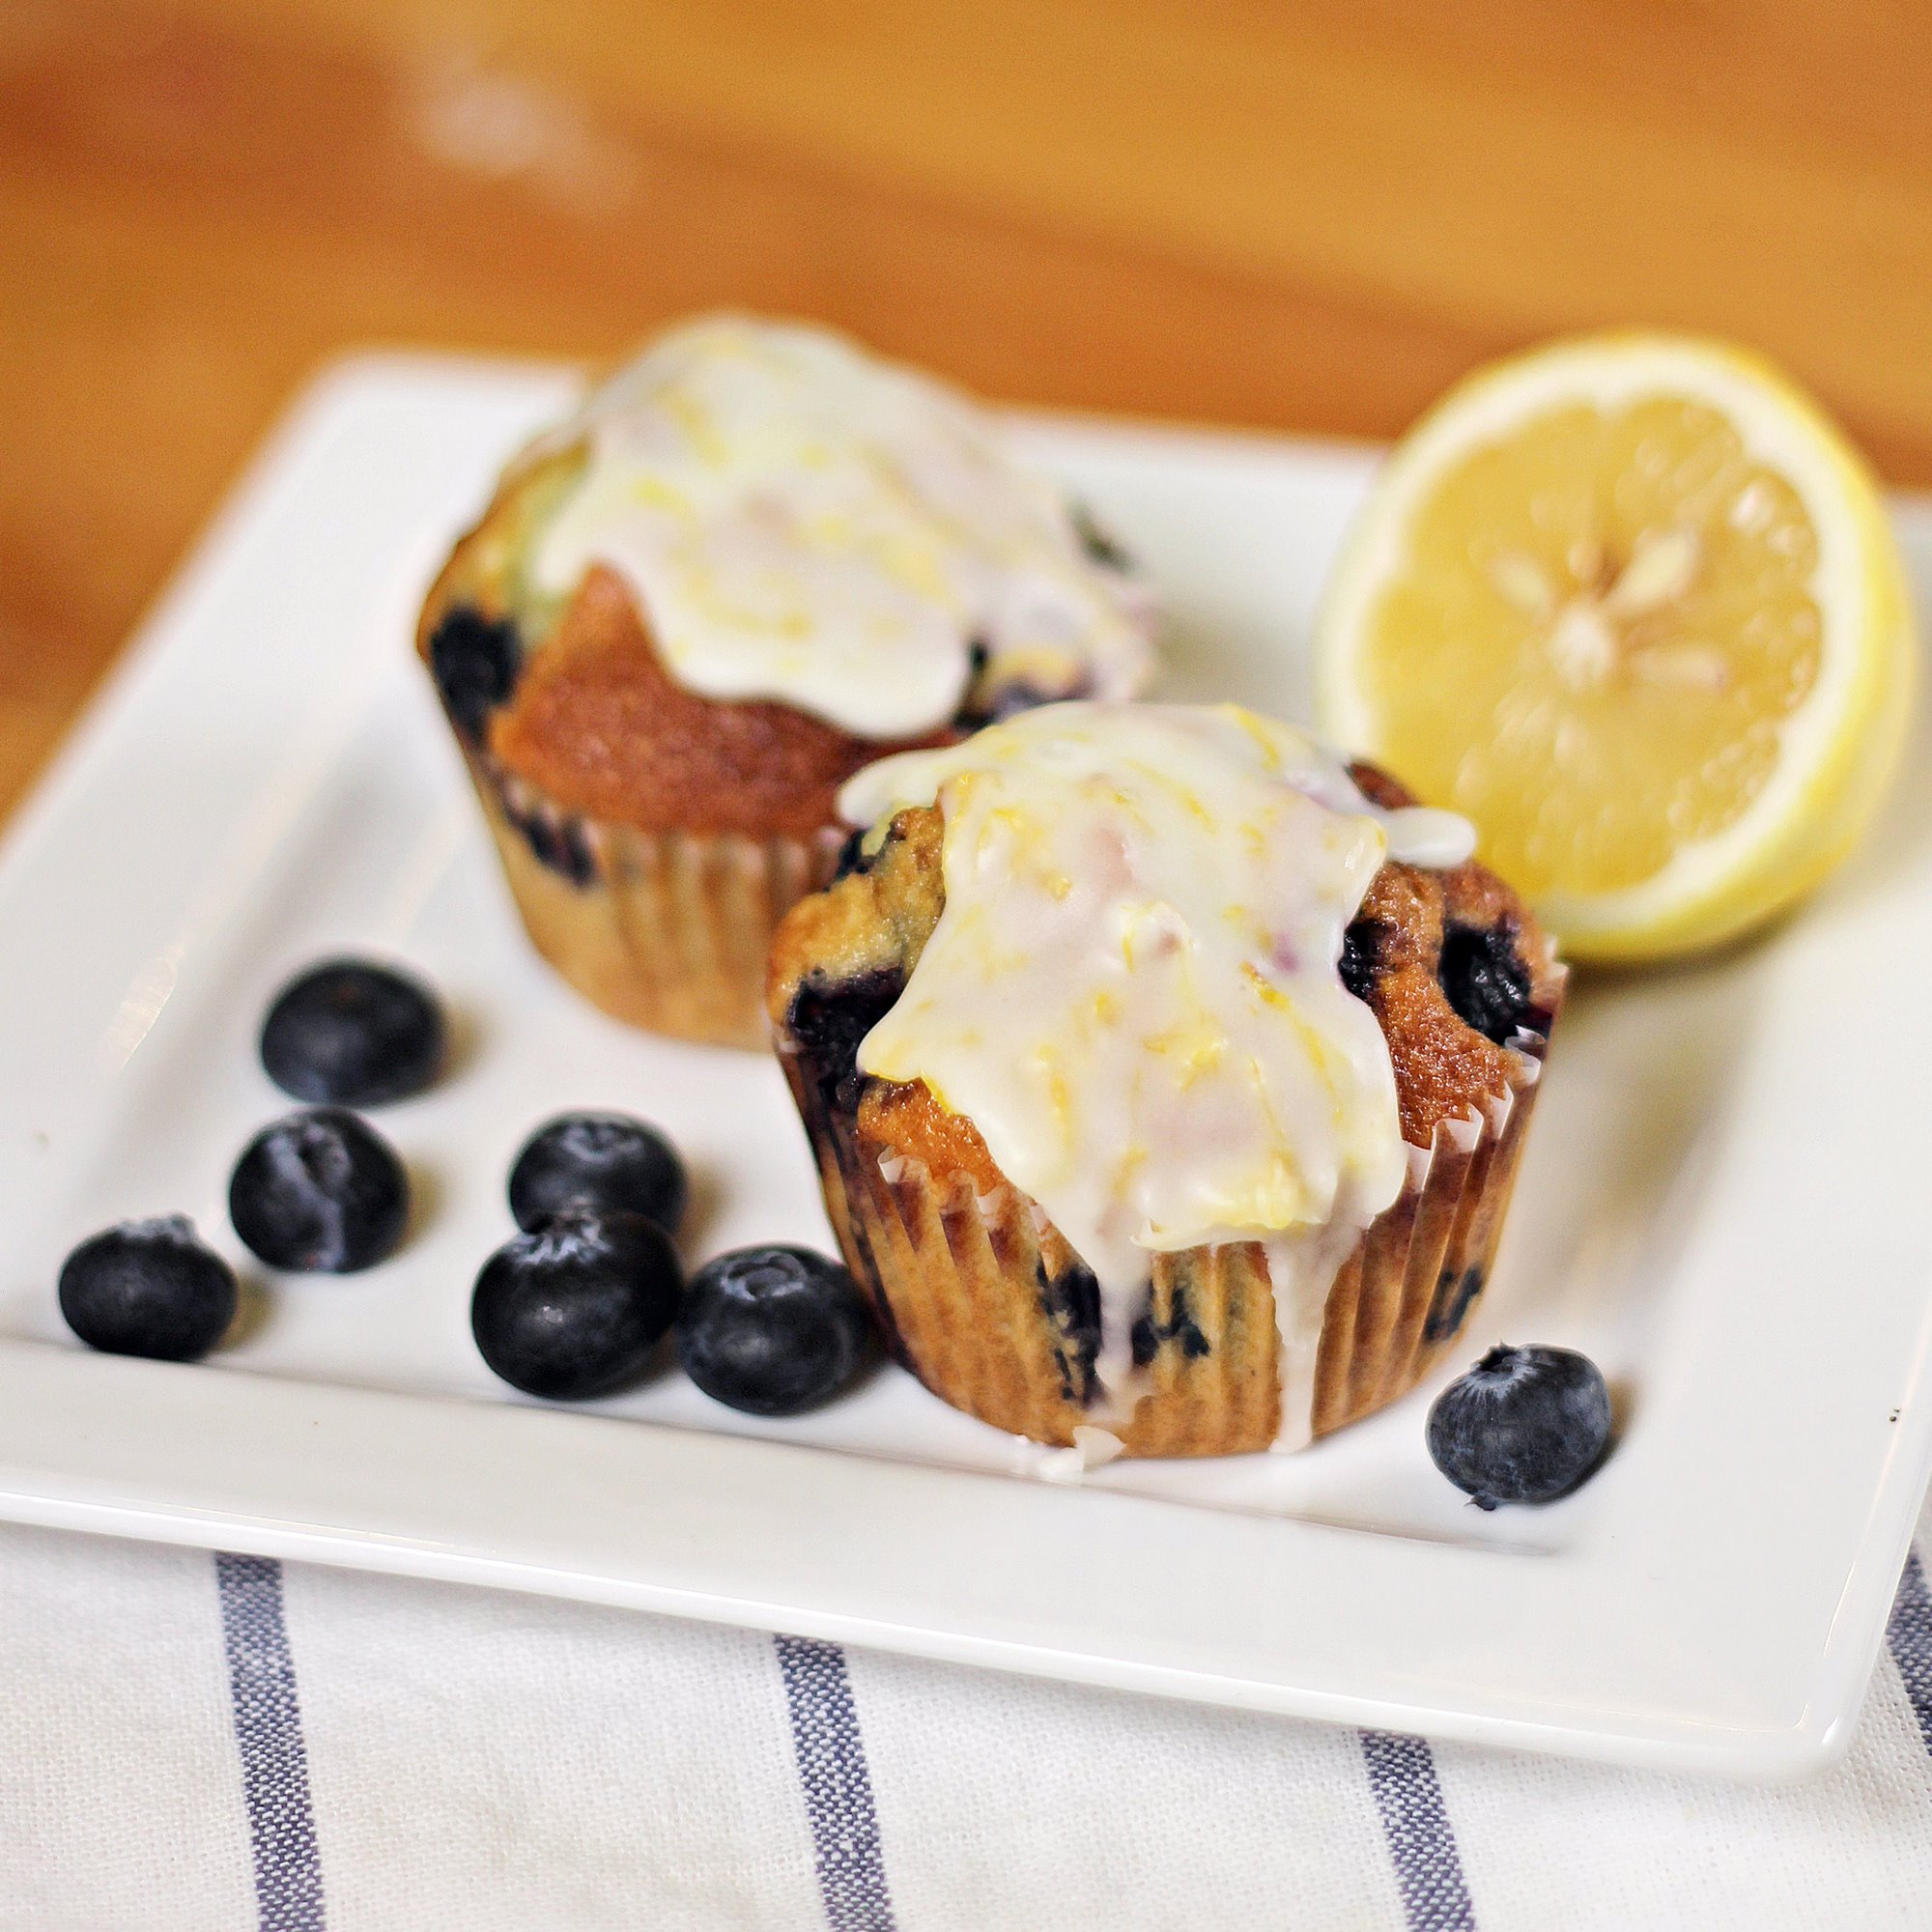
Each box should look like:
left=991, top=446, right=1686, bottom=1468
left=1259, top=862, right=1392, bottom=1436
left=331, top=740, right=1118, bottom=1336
left=2, top=356, right=1928, bottom=1779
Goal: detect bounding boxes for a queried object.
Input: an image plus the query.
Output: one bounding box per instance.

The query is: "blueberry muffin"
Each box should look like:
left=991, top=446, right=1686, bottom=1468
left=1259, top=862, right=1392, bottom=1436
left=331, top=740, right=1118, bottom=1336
left=418, top=316, right=1157, bottom=1048
left=767, top=703, right=1562, bottom=1456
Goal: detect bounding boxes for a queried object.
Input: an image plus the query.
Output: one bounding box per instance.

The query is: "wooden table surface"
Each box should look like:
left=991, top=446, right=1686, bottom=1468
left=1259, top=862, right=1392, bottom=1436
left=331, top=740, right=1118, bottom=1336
left=4, top=0, right=1929, bottom=825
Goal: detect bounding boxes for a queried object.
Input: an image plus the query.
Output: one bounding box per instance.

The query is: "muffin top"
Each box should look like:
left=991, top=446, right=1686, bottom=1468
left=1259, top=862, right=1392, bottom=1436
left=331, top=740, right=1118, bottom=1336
left=770, top=702, right=1561, bottom=1431
left=422, top=313, right=1155, bottom=753
left=526, top=317, right=1155, bottom=735
left=420, top=318, right=1157, bottom=836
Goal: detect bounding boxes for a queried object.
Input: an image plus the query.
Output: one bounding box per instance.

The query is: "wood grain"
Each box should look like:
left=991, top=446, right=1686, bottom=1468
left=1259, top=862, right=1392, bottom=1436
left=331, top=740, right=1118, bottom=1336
left=2, top=0, right=1927, bottom=822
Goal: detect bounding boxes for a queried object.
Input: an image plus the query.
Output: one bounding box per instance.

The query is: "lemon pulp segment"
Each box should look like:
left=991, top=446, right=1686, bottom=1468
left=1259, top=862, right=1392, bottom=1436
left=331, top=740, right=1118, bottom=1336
left=1361, top=395, right=1823, bottom=898
left=1316, top=334, right=1914, bottom=959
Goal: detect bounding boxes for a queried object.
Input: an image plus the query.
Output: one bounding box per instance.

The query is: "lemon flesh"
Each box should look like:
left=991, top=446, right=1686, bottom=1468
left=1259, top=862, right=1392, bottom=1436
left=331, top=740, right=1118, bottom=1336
left=1316, top=336, right=1914, bottom=960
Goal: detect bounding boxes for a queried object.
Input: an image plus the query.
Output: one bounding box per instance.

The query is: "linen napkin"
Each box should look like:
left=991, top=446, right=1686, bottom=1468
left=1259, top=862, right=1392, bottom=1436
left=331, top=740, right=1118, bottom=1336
left=2, top=1489, right=1928, bottom=1932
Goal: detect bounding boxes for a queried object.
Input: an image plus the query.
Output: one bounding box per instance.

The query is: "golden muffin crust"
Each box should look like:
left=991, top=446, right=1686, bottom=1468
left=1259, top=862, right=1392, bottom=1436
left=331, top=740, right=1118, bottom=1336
left=484, top=565, right=949, bottom=840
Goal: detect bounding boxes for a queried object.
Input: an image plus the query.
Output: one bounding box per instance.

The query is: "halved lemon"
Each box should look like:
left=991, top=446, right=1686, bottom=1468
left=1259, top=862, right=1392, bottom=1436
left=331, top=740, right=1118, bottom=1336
left=1314, top=333, right=1915, bottom=960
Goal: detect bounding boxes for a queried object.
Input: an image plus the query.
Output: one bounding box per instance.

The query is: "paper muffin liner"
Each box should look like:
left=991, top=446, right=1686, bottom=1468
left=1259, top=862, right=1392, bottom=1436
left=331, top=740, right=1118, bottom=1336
left=469, top=753, right=843, bottom=1050
left=777, top=1025, right=1551, bottom=1456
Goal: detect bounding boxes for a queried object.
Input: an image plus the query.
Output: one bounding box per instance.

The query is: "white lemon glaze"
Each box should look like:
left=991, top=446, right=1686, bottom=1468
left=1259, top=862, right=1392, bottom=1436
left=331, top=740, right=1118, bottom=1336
left=838, top=702, right=1474, bottom=1448
left=528, top=316, right=1156, bottom=738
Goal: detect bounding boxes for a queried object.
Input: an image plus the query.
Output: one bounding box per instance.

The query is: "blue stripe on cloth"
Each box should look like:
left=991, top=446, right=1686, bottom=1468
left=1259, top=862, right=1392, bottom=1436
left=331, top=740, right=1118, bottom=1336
left=1360, top=1730, right=1476, bottom=1932
left=214, top=1554, right=327, bottom=1932
left=773, top=1635, right=898, bottom=1932
left=1888, top=1547, right=1932, bottom=1757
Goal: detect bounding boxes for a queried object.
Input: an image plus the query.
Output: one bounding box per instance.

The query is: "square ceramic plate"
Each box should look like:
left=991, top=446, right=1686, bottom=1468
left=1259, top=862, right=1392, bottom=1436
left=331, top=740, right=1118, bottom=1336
left=2, top=356, right=1928, bottom=1781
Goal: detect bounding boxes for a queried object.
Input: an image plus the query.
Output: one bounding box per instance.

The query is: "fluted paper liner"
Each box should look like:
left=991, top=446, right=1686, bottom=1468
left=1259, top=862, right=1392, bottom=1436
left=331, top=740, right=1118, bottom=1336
left=779, top=1024, right=1550, bottom=1456
left=471, top=753, right=842, bottom=1050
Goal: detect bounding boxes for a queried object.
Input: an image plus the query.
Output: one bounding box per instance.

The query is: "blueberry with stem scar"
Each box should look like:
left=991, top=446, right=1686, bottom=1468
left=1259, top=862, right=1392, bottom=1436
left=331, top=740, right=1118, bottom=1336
left=471, top=1208, right=682, bottom=1400
left=58, top=1216, right=238, bottom=1361
left=229, top=1108, right=410, bottom=1273
left=260, top=959, right=445, bottom=1107
left=1426, top=1344, right=1612, bottom=1509
left=507, top=1113, right=688, bottom=1236
left=679, top=1246, right=872, bottom=1416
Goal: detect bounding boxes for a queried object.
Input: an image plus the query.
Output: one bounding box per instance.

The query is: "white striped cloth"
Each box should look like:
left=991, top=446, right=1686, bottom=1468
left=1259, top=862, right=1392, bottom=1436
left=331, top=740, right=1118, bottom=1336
left=4, top=1492, right=1929, bottom=1932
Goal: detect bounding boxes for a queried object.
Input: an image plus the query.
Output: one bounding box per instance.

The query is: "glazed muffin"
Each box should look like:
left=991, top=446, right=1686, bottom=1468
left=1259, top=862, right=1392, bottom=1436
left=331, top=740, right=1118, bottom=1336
left=768, top=703, right=1563, bottom=1458
left=418, top=316, right=1157, bottom=1048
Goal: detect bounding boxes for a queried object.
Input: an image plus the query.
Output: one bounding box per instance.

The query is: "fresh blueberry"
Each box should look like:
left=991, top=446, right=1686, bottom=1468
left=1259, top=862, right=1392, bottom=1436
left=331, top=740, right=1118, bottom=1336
left=57, top=1216, right=238, bottom=1361
left=470, top=1208, right=682, bottom=1400
left=1426, top=1344, right=1613, bottom=1509
left=1438, top=923, right=1533, bottom=1045
left=260, top=959, right=446, bottom=1107
left=507, top=1113, right=688, bottom=1236
left=678, top=1246, right=872, bottom=1416
left=229, top=1108, right=410, bottom=1273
